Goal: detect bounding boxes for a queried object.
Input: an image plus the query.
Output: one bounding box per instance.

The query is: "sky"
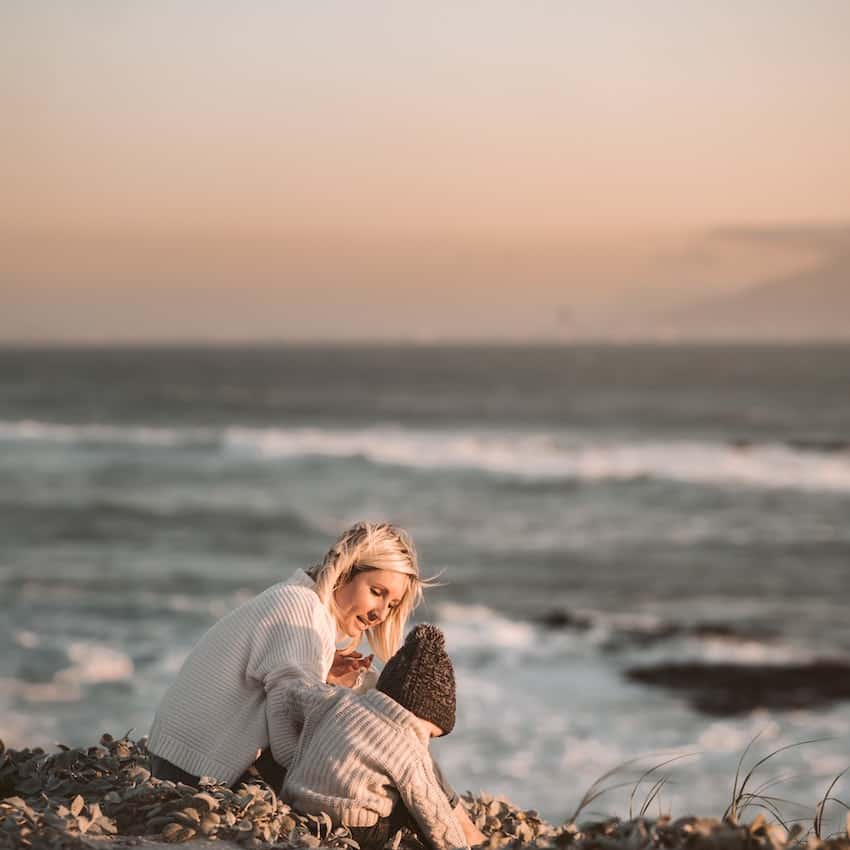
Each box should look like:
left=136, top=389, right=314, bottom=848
left=2, top=1, right=849, bottom=342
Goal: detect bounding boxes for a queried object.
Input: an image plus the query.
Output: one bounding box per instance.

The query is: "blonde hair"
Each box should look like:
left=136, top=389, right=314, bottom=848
left=311, top=521, right=432, bottom=662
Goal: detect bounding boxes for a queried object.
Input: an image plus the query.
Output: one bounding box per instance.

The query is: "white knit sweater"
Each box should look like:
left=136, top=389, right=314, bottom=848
left=148, top=569, right=337, bottom=785
left=281, top=685, right=468, bottom=850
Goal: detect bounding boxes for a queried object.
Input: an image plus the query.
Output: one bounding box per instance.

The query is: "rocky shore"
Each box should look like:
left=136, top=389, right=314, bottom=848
left=538, top=608, right=850, bottom=717
left=2, top=735, right=848, bottom=850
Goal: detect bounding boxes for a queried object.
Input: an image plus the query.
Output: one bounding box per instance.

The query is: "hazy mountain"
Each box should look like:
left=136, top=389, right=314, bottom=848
left=660, top=252, right=850, bottom=340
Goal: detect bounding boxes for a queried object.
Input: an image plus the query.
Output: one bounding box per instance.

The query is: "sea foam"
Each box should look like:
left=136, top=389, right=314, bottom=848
left=3, top=420, right=850, bottom=492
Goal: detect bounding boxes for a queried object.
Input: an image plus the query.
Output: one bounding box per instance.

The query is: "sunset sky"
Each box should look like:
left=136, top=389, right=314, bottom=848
left=3, top=1, right=849, bottom=342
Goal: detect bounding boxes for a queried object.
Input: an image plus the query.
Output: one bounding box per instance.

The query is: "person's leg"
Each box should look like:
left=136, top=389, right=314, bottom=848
left=150, top=755, right=200, bottom=786
left=348, top=803, right=423, bottom=850
left=152, top=751, right=285, bottom=791
left=234, top=748, right=287, bottom=791
left=253, top=748, right=287, bottom=790
left=348, top=817, right=392, bottom=850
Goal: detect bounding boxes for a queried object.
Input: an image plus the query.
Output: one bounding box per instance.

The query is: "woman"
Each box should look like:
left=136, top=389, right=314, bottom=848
left=148, top=521, right=422, bottom=787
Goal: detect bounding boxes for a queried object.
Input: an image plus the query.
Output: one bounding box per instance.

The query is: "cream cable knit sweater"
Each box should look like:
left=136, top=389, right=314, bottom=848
left=281, top=685, right=469, bottom=850
left=148, top=569, right=336, bottom=785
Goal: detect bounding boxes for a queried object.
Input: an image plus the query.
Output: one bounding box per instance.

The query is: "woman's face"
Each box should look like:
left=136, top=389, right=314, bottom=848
left=334, top=568, right=409, bottom=639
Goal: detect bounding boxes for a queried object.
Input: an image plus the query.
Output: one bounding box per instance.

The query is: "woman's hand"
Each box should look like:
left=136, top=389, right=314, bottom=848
left=327, top=650, right=373, bottom=688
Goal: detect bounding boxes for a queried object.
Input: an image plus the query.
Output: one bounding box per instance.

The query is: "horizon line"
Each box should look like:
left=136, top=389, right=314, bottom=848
left=3, top=337, right=850, bottom=351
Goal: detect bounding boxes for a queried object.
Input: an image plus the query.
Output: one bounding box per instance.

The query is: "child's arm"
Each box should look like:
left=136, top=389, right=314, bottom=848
left=352, top=666, right=379, bottom=693
left=265, top=680, right=309, bottom=771
left=265, top=680, right=339, bottom=771
left=394, top=755, right=470, bottom=850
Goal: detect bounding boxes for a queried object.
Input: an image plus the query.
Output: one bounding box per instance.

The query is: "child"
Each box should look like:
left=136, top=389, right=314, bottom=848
left=280, top=624, right=471, bottom=850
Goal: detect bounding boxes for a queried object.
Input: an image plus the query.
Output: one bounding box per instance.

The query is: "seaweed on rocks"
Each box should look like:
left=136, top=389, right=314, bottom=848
left=3, top=735, right=850, bottom=850
left=0, top=734, right=356, bottom=850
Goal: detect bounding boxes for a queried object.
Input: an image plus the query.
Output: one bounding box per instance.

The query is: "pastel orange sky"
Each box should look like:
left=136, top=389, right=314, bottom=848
left=3, top=2, right=849, bottom=342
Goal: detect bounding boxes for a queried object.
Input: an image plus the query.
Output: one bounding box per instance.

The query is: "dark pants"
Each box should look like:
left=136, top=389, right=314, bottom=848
left=150, top=748, right=286, bottom=791
left=349, top=802, right=422, bottom=850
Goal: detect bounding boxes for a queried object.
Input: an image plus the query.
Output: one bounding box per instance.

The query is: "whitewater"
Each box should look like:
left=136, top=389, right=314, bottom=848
left=3, top=419, right=850, bottom=492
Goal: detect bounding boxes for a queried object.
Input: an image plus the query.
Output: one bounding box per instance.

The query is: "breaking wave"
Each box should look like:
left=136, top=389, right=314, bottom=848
left=2, top=420, right=850, bottom=492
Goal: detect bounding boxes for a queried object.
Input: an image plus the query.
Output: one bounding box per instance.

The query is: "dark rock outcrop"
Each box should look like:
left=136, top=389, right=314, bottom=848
left=626, top=660, right=850, bottom=715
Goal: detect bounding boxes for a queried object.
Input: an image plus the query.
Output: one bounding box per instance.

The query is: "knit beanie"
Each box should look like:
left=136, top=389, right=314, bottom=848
left=376, top=624, right=456, bottom=736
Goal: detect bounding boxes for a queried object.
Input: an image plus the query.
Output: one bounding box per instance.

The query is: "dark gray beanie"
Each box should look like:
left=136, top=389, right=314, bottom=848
left=376, top=624, right=456, bottom=736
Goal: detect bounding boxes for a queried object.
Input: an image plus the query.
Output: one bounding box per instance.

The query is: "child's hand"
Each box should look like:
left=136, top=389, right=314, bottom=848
left=327, top=650, right=373, bottom=687
left=355, top=652, right=374, bottom=670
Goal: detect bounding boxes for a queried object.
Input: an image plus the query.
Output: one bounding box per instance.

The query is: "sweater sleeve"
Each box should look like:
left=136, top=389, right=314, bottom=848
left=265, top=681, right=335, bottom=771
left=265, top=681, right=308, bottom=770
left=250, top=589, right=336, bottom=769
left=393, top=753, right=469, bottom=850
left=352, top=668, right=380, bottom=694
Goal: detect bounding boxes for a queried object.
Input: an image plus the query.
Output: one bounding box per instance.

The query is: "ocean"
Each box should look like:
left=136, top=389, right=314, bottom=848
left=1, top=345, right=849, bottom=829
